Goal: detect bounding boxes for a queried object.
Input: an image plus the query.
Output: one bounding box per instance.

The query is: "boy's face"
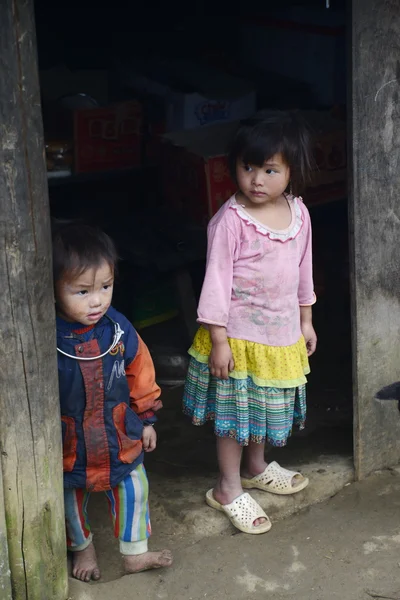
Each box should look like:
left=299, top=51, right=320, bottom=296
left=56, top=261, right=114, bottom=326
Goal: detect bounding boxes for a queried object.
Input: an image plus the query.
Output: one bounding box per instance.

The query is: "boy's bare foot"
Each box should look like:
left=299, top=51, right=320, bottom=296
left=72, top=542, right=101, bottom=582
left=123, top=549, right=173, bottom=574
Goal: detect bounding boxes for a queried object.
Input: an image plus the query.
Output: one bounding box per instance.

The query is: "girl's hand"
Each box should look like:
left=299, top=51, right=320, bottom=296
left=209, top=341, right=235, bottom=380
left=142, top=425, right=157, bottom=452
left=301, top=321, right=317, bottom=357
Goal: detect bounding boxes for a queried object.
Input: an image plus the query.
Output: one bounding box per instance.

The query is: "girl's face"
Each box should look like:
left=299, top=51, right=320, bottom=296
left=55, top=260, right=114, bottom=325
left=236, top=153, right=291, bottom=206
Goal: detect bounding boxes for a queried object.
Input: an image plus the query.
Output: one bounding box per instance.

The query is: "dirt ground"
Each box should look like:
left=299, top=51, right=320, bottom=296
left=69, top=467, right=400, bottom=600
left=66, top=383, right=400, bottom=600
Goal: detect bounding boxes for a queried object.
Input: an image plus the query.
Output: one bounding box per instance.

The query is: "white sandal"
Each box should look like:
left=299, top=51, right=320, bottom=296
left=205, top=489, right=272, bottom=535
left=241, top=461, right=309, bottom=496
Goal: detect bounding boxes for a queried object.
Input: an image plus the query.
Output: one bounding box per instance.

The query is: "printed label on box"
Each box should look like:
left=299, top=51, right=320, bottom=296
left=195, top=100, right=231, bottom=126
left=74, top=101, right=142, bottom=173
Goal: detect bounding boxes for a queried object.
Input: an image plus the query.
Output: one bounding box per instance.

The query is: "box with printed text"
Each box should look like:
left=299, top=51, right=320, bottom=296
left=119, top=59, right=256, bottom=132
left=74, top=101, right=143, bottom=173
left=162, top=121, right=238, bottom=225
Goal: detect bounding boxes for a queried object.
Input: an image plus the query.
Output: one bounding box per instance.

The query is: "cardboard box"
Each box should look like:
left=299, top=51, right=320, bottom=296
left=74, top=101, right=143, bottom=173
left=161, top=110, right=347, bottom=223
left=162, top=121, right=238, bottom=225
left=118, top=58, right=256, bottom=132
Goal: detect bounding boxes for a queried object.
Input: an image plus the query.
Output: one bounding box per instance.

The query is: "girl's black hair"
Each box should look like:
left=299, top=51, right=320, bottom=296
left=227, top=110, right=314, bottom=195
left=51, top=219, right=118, bottom=284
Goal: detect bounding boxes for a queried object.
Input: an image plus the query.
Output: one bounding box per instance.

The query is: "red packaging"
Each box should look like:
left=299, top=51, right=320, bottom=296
left=162, top=121, right=237, bottom=226
left=74, top=101, right=142, bottom=173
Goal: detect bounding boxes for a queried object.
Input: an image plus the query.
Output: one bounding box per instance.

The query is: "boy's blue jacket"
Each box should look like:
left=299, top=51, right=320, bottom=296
left=57, top=306, right=161, bottom=491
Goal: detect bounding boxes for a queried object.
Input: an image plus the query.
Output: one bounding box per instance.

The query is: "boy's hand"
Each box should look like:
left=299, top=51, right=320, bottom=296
left=142, top=425, right=157, bottom=452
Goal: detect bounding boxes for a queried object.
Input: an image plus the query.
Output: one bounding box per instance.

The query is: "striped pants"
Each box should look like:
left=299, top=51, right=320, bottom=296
left=64, top=464, right=151, bottom=556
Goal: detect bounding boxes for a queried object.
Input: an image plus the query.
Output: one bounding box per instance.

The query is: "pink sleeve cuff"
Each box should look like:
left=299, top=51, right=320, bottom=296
left=299, top=293, right=317, bottom=307
left=197, top=318, right=227, bottom=328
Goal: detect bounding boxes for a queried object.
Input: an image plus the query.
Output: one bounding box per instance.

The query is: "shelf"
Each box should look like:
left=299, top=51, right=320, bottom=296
left=47, top=166, right=150, bottom=187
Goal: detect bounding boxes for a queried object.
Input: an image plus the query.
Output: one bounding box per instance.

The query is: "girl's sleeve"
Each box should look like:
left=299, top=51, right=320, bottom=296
left=298, top=204, right=317, bottom=306
left=125, top=335, right=162, bottom=426
left=197, top=223, right=238, bottom=327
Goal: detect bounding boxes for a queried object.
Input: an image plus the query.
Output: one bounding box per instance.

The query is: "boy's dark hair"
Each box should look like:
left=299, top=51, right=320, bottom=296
left=227, top=110, right=314, bottom=195
left=51, top=219, right=118, bottom=284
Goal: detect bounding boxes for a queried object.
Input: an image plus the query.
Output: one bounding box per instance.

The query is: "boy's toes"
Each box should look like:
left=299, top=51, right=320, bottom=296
left=158, top=549, right=173, bottom=567
left=123, top=549, right=173, bottom=574
left=72, top=543, right=101, bottom=583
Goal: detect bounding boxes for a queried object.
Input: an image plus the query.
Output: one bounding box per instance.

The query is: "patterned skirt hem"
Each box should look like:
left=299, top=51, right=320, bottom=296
left=183, top=406, right=305, bottom=447
left=188, top=348, right=309, bottom=388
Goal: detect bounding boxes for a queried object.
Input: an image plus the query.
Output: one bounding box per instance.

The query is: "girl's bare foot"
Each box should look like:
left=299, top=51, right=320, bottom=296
left=213, top=480, right=267, bottom=528
left=214, top=437, right=267, bottom=528
left=72, top=542, right=101, bottom=582
left=241, top=465, right=306, bottom=489
left=123, top=549, right=173, bottom=574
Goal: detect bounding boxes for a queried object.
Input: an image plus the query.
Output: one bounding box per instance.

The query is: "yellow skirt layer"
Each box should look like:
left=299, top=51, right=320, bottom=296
left=189, top=327, right=310, bottom=388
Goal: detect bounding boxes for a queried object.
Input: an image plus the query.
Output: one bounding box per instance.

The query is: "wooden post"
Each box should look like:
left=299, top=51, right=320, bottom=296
left=0, top=1, right=68, bottom=598
left=350, top=0, right=400, bottom=479
left=0, top=468, right=12, bottom=600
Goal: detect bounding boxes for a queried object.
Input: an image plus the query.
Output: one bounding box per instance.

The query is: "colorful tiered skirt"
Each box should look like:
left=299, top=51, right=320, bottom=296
left=183, top=328, right=310, bottom=447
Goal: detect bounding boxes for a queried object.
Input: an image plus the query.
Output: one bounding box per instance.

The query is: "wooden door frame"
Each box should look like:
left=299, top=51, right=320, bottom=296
left=349, top=0, right=400, bottom=479
left=0, top=1, right=68, bottom=598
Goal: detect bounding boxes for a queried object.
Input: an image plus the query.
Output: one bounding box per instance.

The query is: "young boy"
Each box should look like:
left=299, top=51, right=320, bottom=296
left=52, top=220, right=173, bottom=582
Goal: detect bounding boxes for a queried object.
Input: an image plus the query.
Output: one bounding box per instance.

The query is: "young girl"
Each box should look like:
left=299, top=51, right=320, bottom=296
left=183, top=111, right=317, bottom=535
left=52, top=221, right=173, bottom=581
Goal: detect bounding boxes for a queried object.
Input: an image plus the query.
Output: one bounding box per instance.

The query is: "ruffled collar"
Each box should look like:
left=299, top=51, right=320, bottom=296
left=230, top=194, right=304, bottom=242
